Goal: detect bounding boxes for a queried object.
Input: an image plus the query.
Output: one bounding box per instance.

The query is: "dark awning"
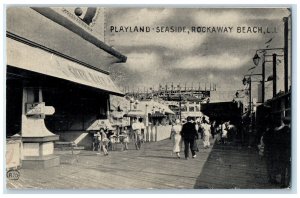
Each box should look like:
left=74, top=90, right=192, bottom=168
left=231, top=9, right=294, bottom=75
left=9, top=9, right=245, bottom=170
left=150, top=112, right=166, bottom=118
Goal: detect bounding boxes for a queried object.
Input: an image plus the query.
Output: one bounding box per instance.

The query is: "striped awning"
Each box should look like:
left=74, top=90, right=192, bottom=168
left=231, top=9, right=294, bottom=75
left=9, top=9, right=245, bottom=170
left=7, top=37, right=124, bottom=96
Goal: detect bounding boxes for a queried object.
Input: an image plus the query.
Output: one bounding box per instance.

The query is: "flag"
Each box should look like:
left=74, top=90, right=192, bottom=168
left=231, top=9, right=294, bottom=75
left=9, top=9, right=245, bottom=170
left=265, top=37, right=273, bottom=44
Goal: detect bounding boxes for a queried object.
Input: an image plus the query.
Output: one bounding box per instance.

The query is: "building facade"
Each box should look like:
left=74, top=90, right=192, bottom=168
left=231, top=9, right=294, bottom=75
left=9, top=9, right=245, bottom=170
left=6, top=7, right=126, bottom=168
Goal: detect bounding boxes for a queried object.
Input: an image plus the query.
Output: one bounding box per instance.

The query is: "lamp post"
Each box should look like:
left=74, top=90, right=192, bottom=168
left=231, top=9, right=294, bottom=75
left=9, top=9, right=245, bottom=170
left=252, top=16, right=289, bottom=98
left=243, top=76, right=252, bottom=113
left=145, top=103, right=149, bottom=142
left=283, top=17, right=289, bottom=93
left=253, top=48, right=284, bottom=100
left=179, top=94, right=182, bottom=121
left=273, top=54, right=277, bottom=97
left=243, top=74, right=262, bottom=113
left=129, top=97, right=134, bottom=111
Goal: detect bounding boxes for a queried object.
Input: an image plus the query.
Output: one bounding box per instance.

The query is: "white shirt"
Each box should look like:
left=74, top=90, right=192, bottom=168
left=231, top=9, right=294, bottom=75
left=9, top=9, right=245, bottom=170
left=132, top=122, right=145, bottom=135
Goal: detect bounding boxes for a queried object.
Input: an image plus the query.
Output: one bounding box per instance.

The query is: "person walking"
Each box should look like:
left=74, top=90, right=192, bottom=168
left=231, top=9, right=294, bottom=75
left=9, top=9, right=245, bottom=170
left=119, top=126, right=129, bottom=151
left=221, top=121, right=228, bottom=144
left=273, top=117, right=291, bottom=188
left=139, top=117, right=146, bottom=143
left=99, top=128, right=109, bottom=156
left=170, top=119, right=182, bottom=158
left=211, top=120, right=217, bottom=139
left=181, top=116, right=198, bottom=159
left=201, top=117, right=211, bottom=149
left=132, top=117, right=143, bottom=150
left=92, top=132, right=100, bottom=151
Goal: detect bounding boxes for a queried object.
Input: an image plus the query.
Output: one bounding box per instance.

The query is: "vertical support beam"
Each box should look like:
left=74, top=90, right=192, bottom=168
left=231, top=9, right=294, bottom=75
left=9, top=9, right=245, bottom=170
left=179, top=95, right=182, bottom=121
left=38, top=88, right=43, bottom=102
left=262, top=56, right=265, bottom=103
left=107, top=95, right=110, bottom=119
left=145, top=104, right=149, bottom=142
left=273, top=54, right=277, bottom=97
left=249, top=78, right=252, bottom=113
left=283, top=17, right=289, bottom=93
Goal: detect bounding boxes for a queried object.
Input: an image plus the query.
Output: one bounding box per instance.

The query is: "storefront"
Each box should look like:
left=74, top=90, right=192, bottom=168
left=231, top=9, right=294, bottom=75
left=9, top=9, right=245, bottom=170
left=6, top=7, right=126, bottom=169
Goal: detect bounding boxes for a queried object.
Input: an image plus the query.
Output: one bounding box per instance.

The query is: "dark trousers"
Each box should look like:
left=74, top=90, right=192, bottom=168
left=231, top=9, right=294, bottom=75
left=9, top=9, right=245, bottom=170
left=184, top=138, right=196, bottom=158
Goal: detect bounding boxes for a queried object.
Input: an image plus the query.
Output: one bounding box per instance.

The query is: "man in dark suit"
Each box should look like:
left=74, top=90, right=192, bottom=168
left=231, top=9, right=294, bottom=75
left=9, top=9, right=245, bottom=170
left=181, top=117, right=198, bottom=159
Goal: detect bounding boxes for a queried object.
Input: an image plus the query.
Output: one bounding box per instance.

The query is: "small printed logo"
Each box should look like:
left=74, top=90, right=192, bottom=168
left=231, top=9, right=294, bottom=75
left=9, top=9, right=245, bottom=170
left=6, top=170, right=20, bottom=180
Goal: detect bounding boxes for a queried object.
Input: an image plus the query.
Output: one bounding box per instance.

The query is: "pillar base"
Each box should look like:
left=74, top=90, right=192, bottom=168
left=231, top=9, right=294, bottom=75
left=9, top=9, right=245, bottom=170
left=22, top=155, right=60, bottom=169
left=22, top=135, right=60, bottom=169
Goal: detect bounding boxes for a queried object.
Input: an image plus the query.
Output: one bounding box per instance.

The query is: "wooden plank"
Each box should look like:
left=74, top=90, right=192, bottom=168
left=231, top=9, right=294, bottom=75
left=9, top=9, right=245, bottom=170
left=6, top=138, right=280, bottom=189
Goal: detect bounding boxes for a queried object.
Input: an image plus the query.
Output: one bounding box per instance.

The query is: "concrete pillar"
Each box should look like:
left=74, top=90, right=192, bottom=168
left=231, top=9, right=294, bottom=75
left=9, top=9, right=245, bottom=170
left=21, top=87, right=60, bottom=169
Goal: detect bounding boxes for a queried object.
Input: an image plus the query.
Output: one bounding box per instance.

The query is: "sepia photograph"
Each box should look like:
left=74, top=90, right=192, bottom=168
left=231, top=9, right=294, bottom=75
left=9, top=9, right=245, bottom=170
left=4, top=5, right=294, bottom=191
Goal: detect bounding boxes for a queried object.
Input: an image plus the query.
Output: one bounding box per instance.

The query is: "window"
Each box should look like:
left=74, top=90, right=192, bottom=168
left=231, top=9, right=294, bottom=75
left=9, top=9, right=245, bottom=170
left=189, top=106, right=195, bottom=112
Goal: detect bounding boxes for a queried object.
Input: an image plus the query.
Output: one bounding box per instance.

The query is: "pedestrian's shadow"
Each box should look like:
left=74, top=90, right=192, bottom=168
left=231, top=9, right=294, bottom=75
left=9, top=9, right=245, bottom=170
left=193, top=142, right=275, bottom=189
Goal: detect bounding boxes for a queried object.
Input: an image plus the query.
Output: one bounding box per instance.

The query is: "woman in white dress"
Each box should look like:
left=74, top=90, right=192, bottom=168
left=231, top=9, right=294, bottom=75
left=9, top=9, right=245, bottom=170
left=170, top=119, right=182, bottom=158
left=99, top=128, right=109, bottom=156
left=201, top=117, right=211, bottom=149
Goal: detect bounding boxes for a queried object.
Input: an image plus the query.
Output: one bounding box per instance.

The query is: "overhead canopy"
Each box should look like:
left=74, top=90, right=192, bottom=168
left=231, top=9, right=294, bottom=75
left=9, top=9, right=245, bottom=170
left=110, top=111, right=126, bottom=119
left=87, top=119, right=115, bottom=131
left=7, top=38, right=124, bottom=96
left=124, top=110, right=145, bottom=118
left=150, top=112, right=166, bottom=118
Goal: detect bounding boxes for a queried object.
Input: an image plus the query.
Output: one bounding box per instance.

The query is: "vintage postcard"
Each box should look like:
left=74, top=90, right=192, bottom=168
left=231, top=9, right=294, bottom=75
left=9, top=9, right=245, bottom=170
left=5, top=6, right=292, bottom=190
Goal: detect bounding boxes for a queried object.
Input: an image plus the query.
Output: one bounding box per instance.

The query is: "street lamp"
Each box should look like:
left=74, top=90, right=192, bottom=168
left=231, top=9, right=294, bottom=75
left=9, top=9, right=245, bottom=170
left=252, top=52, right=261, bottom=66
left=242, top=77, right=248, bottom=85
left=252, top=16, right=289, bottom=96
left=242, top=74, right=263, bottom=113
left=252, top=48, right=284, bottom=99
left=235, top=89, right=245, bottom=98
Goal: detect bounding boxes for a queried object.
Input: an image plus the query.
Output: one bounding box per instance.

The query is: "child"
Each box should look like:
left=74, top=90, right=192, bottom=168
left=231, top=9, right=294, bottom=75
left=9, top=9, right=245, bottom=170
left=120, top=127, right=129, bottom=151
left=92, top=132, right=100, bottom=151
left=99, top=128, right=109, bottom=156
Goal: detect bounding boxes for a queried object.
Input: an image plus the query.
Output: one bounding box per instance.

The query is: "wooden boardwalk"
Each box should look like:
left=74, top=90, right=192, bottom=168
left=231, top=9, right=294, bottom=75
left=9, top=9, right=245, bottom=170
left=6, top=138, right=281, bottom=190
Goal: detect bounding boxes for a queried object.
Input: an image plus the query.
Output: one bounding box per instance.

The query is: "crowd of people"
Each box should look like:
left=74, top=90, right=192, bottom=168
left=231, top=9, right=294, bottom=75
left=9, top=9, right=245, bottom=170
left=169, top=116, right=231, bottom=160
left=90, top=115, right=238, bottom=159
left=90, top=113, right=291, bottom=187
left=91, top=117, right=146, bottom=156
left=257, top=115, right=291, bottom=188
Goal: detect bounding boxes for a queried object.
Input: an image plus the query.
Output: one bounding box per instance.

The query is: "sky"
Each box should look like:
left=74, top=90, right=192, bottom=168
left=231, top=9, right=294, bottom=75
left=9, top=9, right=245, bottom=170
left=104, top=8, right=291, bottom=97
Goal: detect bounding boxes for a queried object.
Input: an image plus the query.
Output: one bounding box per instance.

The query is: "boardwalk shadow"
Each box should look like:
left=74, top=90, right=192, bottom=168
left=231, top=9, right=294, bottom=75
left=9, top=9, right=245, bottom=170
left=193, top=142, right=276, bottom=189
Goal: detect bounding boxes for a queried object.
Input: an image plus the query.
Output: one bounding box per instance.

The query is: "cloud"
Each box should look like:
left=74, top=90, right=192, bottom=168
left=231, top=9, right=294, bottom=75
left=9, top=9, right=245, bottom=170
left=108, top=8, right=174, bottom=26
left=192, top=10, right=243, bottom=26
left=105, top=8, right=290, bottom=92
left=107, top=30, right=207, bottom=51
left=173, top=53, right=250, bottom=70
left=191, top=9, right=289, bottom=26
left=116, top=52, right=170, bottom=86
left=123, top=52, right=160, bottom=72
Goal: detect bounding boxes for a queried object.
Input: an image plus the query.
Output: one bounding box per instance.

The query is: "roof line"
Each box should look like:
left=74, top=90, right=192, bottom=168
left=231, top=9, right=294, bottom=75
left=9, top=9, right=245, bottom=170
left=7, top=31, right=112, bottom=75
left=31, top=7, right=127, bottom=63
